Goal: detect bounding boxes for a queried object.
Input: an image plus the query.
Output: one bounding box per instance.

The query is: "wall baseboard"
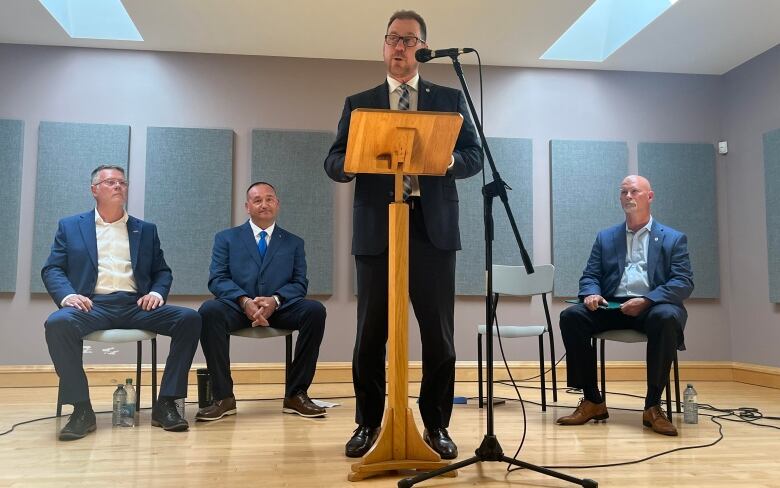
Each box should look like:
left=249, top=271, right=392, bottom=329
left=1, top=361, right=779, bottom=389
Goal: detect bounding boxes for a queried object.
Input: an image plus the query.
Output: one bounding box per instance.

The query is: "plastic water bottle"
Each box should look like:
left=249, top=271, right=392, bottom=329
left=683, top=383, right=698, bottom=424
left=112, top=384, right=127, bottom=427
left=121, top=378, right=136, bottom=427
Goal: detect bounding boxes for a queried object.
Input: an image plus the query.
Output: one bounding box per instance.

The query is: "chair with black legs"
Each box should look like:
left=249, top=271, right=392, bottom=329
left=56, top=329, right=157, bottom=416
left=592, top=329, right=681, bottom=418
left=230, top=327, right=294, bottom=390
left=477, top=264, right=558, bottom=411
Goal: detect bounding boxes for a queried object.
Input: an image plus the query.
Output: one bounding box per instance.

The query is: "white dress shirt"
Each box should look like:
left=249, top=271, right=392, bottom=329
left=94, top=210, right=136, bottom=295
left=249, top=219, right=275, bottom=246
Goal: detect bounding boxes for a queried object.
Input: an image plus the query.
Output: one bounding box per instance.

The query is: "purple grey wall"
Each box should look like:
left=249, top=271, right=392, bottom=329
left=0, top=42, right=751, bottom=368
left=721, top=44, right=780, bottom=367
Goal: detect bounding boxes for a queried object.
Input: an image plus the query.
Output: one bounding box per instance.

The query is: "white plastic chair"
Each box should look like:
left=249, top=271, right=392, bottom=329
left=56, top=329, right=157, bottom=416
left=477, top=264, right=558, bottom=411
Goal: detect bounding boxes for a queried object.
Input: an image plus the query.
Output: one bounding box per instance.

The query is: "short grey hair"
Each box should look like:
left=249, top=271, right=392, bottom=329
left=90, top=165, right=125, bottom=184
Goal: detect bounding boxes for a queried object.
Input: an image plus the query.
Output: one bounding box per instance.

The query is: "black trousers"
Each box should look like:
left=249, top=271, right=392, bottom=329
left=353, top=200, right=456, bottom=430
left=198, top=298, right=326, bottom=399
left=559, top=302, right=684, bottom=406
left=44, top=292, right=202, bottom=405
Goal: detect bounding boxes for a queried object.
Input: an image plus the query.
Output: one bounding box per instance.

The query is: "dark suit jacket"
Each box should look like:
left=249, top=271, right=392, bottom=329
left=207, top=222, right=307, bottom=313
left=42, top=210, right=173, bottom=306
left=324, top=78, right=482, bottom=255
left=579, top=220, right=695, bottom=326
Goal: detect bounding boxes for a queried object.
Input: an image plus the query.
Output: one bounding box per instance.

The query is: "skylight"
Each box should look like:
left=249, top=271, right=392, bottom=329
left=541, top=0, right=677, bottom=62
left=39, top=0, right=143, bottom=41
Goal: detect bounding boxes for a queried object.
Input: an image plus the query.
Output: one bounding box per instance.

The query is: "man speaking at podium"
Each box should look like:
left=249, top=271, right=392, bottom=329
left=324, top=10, right=481, bottom=459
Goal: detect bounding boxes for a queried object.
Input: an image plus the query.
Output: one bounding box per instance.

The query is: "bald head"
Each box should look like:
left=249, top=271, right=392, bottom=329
left=620, top=175, right=654, bottom=226
left=621, top=175, right=652, bottom=191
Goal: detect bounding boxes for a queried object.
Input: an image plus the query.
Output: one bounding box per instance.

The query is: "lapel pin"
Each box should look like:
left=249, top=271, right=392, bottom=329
left=425, top=88, right=430, bottom=93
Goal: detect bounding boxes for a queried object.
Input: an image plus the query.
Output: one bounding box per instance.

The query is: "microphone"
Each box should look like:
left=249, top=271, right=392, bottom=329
left=415, top=47, right=475, bottom=63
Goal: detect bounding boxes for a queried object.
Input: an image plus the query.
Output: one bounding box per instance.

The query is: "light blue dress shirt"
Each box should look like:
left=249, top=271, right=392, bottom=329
left=614, top=217, right=653, bottom=298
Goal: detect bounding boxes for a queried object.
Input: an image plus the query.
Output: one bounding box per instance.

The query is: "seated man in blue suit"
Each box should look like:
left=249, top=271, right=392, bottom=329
left=197, top=181, right=326, bottom=421
left=557, top=175, right=694, bottom=436
left=43, top=165, right=202, bottom=441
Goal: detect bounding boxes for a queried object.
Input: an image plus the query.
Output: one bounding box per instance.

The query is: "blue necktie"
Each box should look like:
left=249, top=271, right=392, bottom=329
left=258, top=230, right=268, bottom=259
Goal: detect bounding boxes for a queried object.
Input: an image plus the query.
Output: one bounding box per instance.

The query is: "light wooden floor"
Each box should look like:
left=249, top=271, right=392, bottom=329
left=1, top=380, right=779, bottom=487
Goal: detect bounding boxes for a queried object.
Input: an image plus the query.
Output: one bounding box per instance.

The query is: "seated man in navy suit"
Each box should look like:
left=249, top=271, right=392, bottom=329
left=196, top=181, right=326, bottom=420
left=557, top=175, right=694, bottom=436
left=43, top=165, right=202, bottom=441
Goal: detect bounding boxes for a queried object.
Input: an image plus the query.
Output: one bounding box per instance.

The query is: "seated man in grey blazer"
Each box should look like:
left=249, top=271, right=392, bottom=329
left=43, top=165, right=202, bottom=441
left=557, top=175, right=694, bottom=436
left=196, top=182, right=326, bottom=421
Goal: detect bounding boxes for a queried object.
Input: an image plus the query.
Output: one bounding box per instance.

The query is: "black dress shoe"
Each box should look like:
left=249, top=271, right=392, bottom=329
left=59, top=405, right=96, bottom=441
left=151, top=398, right=189, bottom=432
left=423, top=427, right=458, bottom=459
left=345, top=425, right=380, bottom=458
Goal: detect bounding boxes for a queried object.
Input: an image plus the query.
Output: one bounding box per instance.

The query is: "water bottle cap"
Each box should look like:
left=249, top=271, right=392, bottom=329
left=126, top=378, right=133, bottom=384
left=687, top=383, right=693, bottom=388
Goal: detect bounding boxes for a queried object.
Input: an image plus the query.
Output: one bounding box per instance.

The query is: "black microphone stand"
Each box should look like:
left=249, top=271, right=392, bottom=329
left=398, top=56, right=597, bottom=488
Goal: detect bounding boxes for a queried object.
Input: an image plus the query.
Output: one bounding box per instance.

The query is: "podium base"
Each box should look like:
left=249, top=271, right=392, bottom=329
left=348, top=407, right=454, bottom=482
left=348, top=460, right=456, bottom=482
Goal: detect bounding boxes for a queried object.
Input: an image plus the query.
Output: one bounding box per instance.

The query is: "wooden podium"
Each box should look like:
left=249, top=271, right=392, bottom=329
left=344, top=108, right=464, bottom=482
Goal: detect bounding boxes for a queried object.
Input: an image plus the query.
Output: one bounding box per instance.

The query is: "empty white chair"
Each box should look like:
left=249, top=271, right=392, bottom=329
left=477, top=264, right=558, bottom=411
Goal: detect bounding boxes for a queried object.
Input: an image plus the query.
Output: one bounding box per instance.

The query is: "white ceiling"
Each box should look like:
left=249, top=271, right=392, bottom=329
left=2, top=0, right=780, bottom=75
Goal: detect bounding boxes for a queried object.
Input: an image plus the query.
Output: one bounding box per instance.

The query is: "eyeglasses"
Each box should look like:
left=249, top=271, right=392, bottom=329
left=384, top=34, right=425, bottom=48
left=93, top=178, right=129, bottom=188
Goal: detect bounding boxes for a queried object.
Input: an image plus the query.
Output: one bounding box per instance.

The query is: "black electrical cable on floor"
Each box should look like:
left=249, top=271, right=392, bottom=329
left=485, top=302, right=779, bottom=473
left=0, top=395, right=359, bottom=437
left=508, top=412, right=729, bottom=472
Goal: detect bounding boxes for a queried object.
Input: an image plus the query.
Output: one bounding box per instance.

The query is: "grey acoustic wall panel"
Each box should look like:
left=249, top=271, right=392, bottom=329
left=638, top=142, right=719, bottom=298
left=0, top=119, right=24, bottom=292
left=764, top=128, right=780, bottom=302
left=456, top=138, right=533, bottom=295
left=251, top=129, right=334, bottom=295
left=31, top=122, right=130, bottom=293
left=145, top=127, right=233, bottom=296
left=551, top=140, right=628, bottom=297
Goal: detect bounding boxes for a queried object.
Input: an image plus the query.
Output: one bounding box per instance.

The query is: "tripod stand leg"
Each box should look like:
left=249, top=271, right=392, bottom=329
left=398, top=456, right=478, bottom=488
left=500, top=456, right=598, bottom=487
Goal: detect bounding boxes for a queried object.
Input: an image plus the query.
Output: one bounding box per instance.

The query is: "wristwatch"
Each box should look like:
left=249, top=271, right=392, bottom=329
left=272, top=295, right=281, bottom=307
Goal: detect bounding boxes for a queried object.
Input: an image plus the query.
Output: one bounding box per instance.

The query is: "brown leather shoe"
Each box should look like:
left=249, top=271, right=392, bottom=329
left=282, top=391, right=326, bottom=418
left=195, top=396, right=237, bottom=422
left=556, top=399, right=609, bottom=425
left=643, top=405, right=678, bottom=436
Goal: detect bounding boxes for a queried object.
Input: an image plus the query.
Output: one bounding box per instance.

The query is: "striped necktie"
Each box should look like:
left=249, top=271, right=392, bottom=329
left=398, top=84, right=412, bottom=200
